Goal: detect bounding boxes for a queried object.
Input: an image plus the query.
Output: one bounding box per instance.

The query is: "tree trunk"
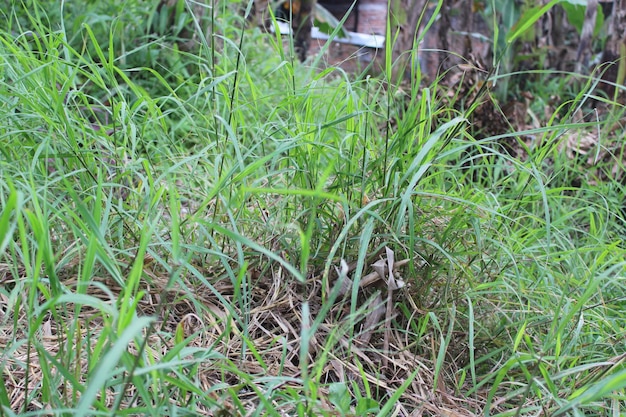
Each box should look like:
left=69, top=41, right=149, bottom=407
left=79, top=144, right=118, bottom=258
left=388, top=0, right=429, bottom=80
left=601, top=0, right=626, bottom=99
left=291, top=0, right=315, bottom=61
left=416, top=0, right=491, bottom=82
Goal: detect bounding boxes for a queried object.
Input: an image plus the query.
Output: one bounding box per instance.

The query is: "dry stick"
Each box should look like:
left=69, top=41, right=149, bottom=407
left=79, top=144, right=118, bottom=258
left=383, top=285, right=393, bottom=369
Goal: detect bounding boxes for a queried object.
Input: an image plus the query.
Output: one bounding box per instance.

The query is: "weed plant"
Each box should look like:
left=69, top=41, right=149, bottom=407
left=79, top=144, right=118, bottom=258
left=1, top=0, right=625, bottom=416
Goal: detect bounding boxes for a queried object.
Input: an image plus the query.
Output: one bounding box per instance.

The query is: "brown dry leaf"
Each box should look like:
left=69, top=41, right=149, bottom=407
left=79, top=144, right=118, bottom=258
left=563, top=130, right=600, bottom=159
left=357, top=293, right=385, bottom=344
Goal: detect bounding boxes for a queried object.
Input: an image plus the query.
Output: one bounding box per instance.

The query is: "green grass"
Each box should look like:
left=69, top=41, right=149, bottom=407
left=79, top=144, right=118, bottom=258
left=1, top=1, right=626, bottom=416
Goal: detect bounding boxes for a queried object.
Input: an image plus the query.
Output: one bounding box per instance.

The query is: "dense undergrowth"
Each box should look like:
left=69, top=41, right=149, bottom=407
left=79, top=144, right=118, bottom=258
left=1, top=1, right=625, bottom=416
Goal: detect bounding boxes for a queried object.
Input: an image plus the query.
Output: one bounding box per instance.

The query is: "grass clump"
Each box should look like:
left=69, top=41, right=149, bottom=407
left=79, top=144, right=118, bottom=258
left=1, top=1, right=626, bottom=416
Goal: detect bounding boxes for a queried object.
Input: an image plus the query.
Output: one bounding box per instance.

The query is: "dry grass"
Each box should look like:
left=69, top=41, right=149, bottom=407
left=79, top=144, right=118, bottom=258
left=1, top=246, right=492, bottom=415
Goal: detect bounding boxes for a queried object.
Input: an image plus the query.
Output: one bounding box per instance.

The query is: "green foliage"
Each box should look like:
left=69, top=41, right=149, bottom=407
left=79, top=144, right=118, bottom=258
left=0, top=0, right=625, bottom=416
left=314, top=2, right=349, bottom=38
left=505, top=0, right=561, bottom=44
left=562, top=0, right=605, bottom=36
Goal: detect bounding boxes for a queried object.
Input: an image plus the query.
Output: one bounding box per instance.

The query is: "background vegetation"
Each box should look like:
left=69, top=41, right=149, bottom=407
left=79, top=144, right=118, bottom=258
left=1, top=0, right=625, bottom=416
